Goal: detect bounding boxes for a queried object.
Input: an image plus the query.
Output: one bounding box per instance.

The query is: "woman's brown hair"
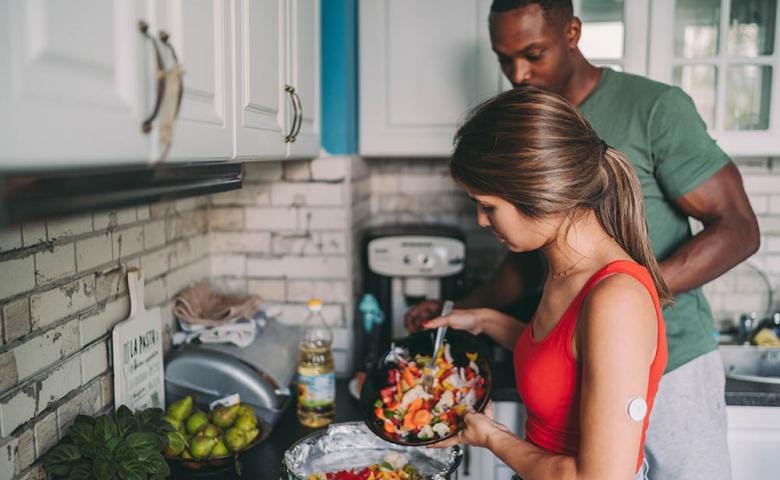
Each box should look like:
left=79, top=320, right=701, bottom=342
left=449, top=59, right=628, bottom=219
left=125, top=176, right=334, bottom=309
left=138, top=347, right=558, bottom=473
left=451, top=86, right=672, bottom=304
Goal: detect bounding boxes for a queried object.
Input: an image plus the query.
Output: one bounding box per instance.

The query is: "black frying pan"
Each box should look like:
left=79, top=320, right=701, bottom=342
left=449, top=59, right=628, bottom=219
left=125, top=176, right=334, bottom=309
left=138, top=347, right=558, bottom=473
left=359, top=329, right=494, bottom=446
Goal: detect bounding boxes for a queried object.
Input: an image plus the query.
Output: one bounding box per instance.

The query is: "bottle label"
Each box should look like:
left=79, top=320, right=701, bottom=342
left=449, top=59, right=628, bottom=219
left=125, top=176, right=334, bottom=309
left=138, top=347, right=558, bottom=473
left=298, top=372, right=335, bottom=407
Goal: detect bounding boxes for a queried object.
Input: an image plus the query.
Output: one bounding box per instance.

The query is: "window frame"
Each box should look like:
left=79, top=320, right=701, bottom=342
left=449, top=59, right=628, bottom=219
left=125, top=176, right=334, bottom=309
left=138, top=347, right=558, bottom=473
left=648, top=0, right=780, bottom=156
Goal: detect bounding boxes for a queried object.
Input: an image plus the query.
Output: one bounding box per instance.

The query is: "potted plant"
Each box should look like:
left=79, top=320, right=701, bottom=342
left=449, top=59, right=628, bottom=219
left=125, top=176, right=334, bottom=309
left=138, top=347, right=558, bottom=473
left=43, top=405, right=173, bottom=480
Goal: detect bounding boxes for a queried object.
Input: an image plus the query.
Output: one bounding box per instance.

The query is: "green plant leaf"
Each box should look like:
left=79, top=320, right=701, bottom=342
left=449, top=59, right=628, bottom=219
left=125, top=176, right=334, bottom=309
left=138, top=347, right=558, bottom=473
left=125, top=432, right=164, bottom=454
left=73, top=414, right=96, bottom=426
left=116, top=413, right=140, bottom=440
left=94, top=414, right=118, bottom=444
left=66, top=462, right=94, bottom=480
left=68, top=422, right=95, bottom=450
left=143, top=455, right=170, bottom=477
left=116, top=405, right=134, bottom=422
left=42, top=443, right=81, bottom=476
left=105, top=437, right=122, bottom=455
left=118, top=460, right=146, bottom=480
left=93, top=455, right=117, bottom=480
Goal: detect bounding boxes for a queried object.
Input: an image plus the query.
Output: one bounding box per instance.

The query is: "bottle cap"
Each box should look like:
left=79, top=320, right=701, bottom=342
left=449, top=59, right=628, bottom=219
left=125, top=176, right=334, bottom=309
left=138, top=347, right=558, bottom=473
left=307, top=299, right=323, bottom=311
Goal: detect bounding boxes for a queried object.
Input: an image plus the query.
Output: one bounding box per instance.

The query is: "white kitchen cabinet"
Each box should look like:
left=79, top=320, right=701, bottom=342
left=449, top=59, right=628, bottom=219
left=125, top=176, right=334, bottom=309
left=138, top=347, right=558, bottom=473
left=648, top=0, right=780, bottom=156
left=234, top=0, right=320, bottom=161
left=727, top=405, right=780, bottom=480
left=0, top=0, right=153, bottom=169
left=285, top=0, right=320, bottom=159
left=360, top=0, right=650, bottom=157
left=359, top=0, right=502, bottom=156
left=234, top=0, right=287, bottom=159
left=0, top=0, right=320, bottom=170
left=154, top=0, right=234, bottom=162
left=457, top=401, right=526, bottom=480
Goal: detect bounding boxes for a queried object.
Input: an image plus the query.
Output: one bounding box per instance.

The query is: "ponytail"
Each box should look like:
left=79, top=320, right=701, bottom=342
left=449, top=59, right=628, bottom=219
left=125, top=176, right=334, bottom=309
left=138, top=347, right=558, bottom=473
left=596, top=148, right=672, bottom=304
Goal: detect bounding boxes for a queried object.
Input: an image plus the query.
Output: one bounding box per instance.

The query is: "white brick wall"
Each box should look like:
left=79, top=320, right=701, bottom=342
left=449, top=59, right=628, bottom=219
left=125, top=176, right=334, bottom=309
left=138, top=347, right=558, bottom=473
left=0, top=196, right=212, bottom=480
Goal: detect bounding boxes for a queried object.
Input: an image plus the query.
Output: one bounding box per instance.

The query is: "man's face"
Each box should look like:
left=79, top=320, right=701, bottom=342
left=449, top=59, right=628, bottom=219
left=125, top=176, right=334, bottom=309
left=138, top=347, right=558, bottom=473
left=489, top=4, right=579, bottom=94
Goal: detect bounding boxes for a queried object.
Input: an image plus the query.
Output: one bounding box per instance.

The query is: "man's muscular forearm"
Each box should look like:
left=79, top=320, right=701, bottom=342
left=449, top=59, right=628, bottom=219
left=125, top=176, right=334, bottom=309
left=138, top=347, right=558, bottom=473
left=455, top=251, right=545, bottom=309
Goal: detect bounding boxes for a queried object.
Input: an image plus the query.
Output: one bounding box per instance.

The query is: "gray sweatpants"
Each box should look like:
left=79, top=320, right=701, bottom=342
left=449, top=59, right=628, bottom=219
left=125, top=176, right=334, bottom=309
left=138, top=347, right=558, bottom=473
left=644, top=350, right=731, bottom=480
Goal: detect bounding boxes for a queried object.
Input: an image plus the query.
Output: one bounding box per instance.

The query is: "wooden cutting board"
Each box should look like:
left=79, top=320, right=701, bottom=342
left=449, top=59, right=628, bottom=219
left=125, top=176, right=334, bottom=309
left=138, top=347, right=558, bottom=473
left=111, top=268, right=165, bottom=412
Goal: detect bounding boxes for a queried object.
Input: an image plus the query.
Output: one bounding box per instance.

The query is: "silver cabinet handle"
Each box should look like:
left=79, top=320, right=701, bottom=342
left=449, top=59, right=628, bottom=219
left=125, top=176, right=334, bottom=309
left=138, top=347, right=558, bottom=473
left=285, top=84, right=303, bottom=143
left=138, top=22, right=184, bottom=133
left=139, top=20, right=164, bottom=133
left=158, top=30, right=184, bottom=120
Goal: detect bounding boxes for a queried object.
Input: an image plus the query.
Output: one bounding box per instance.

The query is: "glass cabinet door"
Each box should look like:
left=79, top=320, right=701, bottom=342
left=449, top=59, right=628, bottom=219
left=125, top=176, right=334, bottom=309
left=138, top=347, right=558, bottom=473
left=649, top=0, right=780, bottom=155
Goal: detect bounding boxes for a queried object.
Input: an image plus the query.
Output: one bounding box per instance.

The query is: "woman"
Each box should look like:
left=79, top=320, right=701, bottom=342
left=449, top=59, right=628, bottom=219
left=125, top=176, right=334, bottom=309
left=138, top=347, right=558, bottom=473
left=426, top=86, right=668, bottom=480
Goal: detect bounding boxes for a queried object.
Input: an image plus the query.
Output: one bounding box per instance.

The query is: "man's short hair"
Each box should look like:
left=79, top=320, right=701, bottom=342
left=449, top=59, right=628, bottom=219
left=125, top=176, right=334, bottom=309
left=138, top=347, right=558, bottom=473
left=490, top=0, right=573, bottom=25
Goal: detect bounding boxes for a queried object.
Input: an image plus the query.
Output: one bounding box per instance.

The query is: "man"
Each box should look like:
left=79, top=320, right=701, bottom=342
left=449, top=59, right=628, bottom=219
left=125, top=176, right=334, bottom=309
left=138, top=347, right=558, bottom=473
left=405, top=1, right=760, bottom=479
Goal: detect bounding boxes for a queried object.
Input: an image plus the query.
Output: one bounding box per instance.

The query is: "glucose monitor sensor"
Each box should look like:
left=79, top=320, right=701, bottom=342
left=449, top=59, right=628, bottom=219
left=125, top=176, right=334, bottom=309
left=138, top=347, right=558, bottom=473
left=627, top=397, right=648, bottom=422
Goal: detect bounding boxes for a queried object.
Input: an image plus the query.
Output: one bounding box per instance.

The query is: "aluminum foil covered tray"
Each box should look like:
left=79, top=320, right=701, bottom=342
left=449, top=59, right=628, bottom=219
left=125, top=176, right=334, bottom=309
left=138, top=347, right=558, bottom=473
left=282, top=422, right=462, bottom=480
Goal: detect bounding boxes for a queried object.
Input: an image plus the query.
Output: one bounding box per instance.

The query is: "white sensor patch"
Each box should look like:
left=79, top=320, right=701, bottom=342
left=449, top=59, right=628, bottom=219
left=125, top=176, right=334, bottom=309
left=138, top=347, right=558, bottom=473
left=627, top=397, right=648, bottom=422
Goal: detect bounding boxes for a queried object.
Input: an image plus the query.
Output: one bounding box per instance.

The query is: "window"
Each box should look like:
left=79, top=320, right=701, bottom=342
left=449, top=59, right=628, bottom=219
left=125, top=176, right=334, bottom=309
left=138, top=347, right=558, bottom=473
left=575, top=0, right=649, bottom=74
left=650, top=0, right=780, bottom=155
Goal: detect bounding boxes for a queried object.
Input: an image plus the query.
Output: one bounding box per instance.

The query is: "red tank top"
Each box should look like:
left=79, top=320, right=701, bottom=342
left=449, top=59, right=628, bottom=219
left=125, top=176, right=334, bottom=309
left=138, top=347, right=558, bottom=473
left=513, top=260, right=667, bottom=472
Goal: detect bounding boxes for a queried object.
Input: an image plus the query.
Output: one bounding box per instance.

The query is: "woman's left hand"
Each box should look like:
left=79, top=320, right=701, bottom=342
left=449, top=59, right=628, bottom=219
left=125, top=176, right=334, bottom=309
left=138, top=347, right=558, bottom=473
left=427, top=401, right=511, bottom=449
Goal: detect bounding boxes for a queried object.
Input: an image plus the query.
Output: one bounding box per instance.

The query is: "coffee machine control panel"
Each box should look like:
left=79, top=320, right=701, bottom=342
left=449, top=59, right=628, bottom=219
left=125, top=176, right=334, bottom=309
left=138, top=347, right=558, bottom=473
left=368, top=235, right=465, bottom=277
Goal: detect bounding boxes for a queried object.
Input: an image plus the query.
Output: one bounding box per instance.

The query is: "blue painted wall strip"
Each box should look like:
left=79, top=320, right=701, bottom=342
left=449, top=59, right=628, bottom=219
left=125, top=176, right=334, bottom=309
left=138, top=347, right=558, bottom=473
left=321, top=0, right=358, bottom=155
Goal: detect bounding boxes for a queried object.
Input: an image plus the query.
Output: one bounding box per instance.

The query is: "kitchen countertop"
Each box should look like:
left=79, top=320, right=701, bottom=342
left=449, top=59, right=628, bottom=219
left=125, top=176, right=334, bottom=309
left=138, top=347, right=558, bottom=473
left=168, top=354, right=778, bottom=480
left=169, top=379, right=363, bottom=480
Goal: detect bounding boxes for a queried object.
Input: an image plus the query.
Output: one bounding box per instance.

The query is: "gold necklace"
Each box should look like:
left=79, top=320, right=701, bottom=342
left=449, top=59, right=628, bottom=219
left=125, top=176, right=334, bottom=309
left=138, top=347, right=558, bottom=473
left=551, top=256, right=586, bottom=280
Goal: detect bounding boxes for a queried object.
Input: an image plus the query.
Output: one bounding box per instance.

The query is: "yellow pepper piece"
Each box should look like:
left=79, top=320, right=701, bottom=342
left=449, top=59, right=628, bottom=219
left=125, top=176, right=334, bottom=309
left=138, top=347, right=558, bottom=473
left=466, top=352, right=478, bottom=362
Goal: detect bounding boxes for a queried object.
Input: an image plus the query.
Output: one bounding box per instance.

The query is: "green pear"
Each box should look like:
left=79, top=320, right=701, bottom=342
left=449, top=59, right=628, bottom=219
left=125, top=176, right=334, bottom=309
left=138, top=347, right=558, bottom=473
left=189, top=434, right=217, bottom=459
left=211, top=404, right=240, bottom=428
left=224, top=427, right=248, bottom=452
left=163, top=431, right=186, bottom=457
left=186, top=411, right=209, bottom=435
left=181, top=449, right=193, bottom=460
left=233, top=414, right=257, bottom=432
left=166, top=396, right=193, bottom=421
left=235, top=404, right=257, bottom=421
left=163, top=415, right=184, bottom=432
left=197, top=423, right=220, bottom=438
left=244, top=427, right=259, bottom=443
left=211, top=438, right=229, bottom=458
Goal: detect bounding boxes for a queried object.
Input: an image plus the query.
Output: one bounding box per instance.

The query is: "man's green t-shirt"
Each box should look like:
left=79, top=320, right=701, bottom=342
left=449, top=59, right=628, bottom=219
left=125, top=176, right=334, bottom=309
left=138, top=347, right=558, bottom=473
left=579, top=68, right=730, bottom=373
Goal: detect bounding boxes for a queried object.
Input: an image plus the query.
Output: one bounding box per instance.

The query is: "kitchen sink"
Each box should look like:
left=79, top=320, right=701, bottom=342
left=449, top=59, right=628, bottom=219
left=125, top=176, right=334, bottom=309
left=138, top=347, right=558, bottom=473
left=719, top=345, right=780, bottom=394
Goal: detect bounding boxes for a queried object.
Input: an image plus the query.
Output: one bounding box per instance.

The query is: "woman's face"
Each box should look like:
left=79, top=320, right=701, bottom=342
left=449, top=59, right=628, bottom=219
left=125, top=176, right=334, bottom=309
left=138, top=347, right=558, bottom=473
left=470, top=192, right=558, bottom=252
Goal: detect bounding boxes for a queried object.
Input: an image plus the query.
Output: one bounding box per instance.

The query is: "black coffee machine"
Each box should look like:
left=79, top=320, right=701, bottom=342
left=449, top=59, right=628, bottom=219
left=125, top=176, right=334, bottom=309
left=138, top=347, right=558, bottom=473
left=355, top=224, right=467, bottom=372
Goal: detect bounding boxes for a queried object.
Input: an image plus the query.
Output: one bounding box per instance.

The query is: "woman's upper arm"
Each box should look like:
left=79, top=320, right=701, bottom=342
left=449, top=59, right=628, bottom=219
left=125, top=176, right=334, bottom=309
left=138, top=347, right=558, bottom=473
left=575, top=274, right=659, bottom=480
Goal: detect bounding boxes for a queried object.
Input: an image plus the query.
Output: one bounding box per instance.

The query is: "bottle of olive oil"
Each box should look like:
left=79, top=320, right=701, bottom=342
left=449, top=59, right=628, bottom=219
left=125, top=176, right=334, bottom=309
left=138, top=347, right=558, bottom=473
left=297, top=299, right=336, bottom=427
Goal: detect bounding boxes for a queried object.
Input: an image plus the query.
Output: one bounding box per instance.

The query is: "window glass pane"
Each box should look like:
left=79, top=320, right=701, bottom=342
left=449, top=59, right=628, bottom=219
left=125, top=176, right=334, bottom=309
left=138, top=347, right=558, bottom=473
left=725, top=65, right=773, bottom=130
left=728, top=0, right=776, bottom=56
left=674, top=0, right=721, bottom=57
left=673, top=65, right=718, bottom=128
left=580, top=0, right=624, bottom=60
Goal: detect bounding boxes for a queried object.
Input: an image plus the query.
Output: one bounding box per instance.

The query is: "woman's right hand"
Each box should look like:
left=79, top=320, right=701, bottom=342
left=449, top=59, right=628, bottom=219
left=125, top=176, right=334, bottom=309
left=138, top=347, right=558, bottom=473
left=423, top=308, right=485, bottom=336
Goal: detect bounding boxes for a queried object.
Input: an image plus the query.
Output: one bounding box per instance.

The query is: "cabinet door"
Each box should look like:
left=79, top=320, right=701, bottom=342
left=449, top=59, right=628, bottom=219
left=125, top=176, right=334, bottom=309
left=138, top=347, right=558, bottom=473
left=727, top=406, right=780, bottom=480
left=0, top=0, right=151, bottom=169
left=648, top=0, right=780, bottom=156
left=360, top=0, right=503, bottom=156
left=285, top=0, right=320, bottom=159
left=155, top=0, right=234, bottom=161
left=234, top=0, right=287, bottom=160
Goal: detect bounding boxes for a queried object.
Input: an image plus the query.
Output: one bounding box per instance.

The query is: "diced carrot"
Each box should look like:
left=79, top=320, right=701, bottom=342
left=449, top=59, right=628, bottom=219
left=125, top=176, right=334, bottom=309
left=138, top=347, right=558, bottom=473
left=439, top=413, right=448, bottom=421
left=412, top=409, right=433, bottom=427
left=407, top=398, right=423, bottom=415
left=396, top=380, right=403, bottom=396
left=402, top=369, right=416, bottom=389
left=403, top=412, right=415, bottom=431
left=384, top=420, right=395, bottom=433
left=375, top=407, right=386, bottom=420
left=387, top=401, right=400, bottom=410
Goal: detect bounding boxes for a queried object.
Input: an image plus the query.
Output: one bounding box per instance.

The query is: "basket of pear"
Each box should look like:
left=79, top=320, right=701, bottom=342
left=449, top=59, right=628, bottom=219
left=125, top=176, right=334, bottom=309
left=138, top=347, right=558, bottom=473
left=162, top=395, right=272, bottom=470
